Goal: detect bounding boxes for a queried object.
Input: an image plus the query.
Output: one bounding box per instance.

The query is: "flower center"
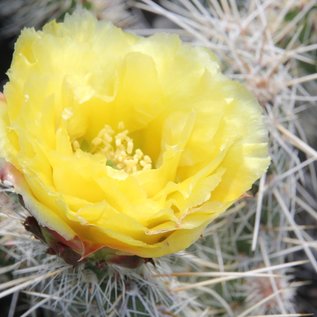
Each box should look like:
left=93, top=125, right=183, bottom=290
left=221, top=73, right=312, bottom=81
left=73, top=122, right=152, bottom=174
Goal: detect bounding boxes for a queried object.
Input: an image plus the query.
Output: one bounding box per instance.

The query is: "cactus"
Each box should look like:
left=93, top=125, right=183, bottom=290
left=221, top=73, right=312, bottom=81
left=0, top=0, right=316, bottom=316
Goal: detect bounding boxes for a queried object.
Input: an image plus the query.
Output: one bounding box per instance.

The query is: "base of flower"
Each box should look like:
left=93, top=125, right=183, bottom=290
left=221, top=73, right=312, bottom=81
left=23, top=216, right=153, bottom=268
left=24, top=216, right=82, bottom=265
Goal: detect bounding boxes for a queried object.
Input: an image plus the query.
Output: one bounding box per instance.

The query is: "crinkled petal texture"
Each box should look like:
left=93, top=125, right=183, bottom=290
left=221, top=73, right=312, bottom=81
left=0, top=12, right=270, bottom=258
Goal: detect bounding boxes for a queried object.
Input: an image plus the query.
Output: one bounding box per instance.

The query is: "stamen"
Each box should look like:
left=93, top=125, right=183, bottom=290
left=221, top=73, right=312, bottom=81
left=73, top=122, right=152, bottom=174
left=72, top=140, right=80, bottom=151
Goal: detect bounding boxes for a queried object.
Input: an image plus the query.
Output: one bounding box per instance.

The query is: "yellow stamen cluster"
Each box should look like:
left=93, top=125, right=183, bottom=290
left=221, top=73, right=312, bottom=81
left=88, top=122, right=152, bottom=174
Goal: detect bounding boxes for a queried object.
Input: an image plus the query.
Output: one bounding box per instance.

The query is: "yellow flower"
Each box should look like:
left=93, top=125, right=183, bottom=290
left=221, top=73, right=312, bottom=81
left=0, top=12, right=270, bottom=259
